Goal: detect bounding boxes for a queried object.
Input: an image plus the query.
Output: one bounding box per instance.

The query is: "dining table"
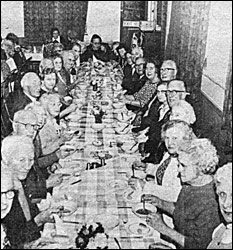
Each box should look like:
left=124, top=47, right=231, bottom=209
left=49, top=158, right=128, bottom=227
left=38, top=63, right=175, bottom=249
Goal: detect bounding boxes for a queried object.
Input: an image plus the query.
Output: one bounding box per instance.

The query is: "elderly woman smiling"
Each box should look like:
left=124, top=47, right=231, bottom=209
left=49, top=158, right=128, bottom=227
left=144, top=138, right=221, bottom=249
left=207, top=163, right=232, bottom=249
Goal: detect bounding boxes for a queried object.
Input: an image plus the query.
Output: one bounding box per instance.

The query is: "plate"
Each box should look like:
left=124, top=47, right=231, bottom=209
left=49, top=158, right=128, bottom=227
left=127, top=222, right=151, bottom=236
left=132, top=203, right=157, bottom=218
left=107, top=179, right=128, bottom=194
left=94, top=214, right=120, bottom=230
left=92, top=140, right=104, bottom=147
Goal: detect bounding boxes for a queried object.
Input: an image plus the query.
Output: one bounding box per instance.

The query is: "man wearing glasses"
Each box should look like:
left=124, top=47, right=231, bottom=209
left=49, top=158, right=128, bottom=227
left=81, top=34, right=110, bottom=62
left=160, top=60, right=178, bottom=82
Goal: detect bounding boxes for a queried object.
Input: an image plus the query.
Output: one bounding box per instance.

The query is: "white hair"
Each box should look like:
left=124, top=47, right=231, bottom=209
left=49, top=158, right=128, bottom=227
left=214, top=162, right=232, bottom=186
left=1, top=135, right=34, bottom=164
left=171, top=100, right=196, bottom=125
left=20, top=72, right=40, bottom=89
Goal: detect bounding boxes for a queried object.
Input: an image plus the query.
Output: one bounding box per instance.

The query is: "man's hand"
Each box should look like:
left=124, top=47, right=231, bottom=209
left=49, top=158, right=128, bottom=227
left=46, top=174, right=63, bottom=189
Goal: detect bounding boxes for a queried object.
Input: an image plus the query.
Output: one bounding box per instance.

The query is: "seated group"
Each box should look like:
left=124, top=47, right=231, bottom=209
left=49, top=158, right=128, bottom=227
left=1, top=31, right=232, bottom=249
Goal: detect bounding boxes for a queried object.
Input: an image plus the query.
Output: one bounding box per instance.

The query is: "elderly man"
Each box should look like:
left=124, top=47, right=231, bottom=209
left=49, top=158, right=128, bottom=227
left=160, top=59, right=178, bottom=82
left=12, top=109, right=63, bottom=203
left=3, top=72, right=41, bottom=137
left=140, top=79, right=189, bottom=163
left=122, top=57, right=147, bottom=96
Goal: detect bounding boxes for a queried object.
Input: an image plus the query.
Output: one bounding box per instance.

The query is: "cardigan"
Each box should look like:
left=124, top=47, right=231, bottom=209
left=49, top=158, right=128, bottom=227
left=173, top=181, right=221, bottom=249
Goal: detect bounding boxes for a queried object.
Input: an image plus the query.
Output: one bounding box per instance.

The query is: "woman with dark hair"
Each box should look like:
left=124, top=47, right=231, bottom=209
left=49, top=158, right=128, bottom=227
left=52, top=54, right=70, bottom=97
left=50, top=27, right=67, bottom=48
left=81, top=34, right=110, bottom=62
left=123, top=58, right=160, bottom=109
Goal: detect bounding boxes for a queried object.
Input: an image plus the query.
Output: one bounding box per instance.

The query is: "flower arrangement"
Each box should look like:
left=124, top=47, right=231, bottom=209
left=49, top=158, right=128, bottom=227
left=75, top=223, right=109, bottom=249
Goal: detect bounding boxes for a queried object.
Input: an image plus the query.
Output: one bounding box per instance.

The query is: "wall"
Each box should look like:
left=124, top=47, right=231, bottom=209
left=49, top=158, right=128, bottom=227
left=85, top=1, right=121, bottom=43
left=1, top=1, right=24, bottom=38
left=201, top=1, right=232, bottom=111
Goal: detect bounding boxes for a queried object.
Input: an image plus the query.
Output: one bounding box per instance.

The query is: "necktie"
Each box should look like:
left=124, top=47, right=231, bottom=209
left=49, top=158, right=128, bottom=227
left=156, top=156, right=172, bottom=185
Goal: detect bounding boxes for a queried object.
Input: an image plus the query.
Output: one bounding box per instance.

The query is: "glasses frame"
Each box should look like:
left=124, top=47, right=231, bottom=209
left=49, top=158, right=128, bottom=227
left=14, top=120, right=39, bottom=131
left=1, top=190, right=15, bottom=199
left=160, top=68, right=175, bottom=73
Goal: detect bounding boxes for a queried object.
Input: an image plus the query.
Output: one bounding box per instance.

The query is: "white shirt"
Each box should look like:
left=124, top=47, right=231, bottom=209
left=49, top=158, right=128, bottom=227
left=143, top=152, right=182, bottom=202
left=52, top=36, right=61, bottom=43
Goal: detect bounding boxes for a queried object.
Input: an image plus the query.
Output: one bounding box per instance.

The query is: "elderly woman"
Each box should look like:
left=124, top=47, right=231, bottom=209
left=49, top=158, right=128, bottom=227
left=170, top=100, right=196, bottom=125
left=1, top=135, right=54, bottom=249
left=39, top=93, right=73, bottom=156
left=207, top=163, right=232, bottom=249
left=123, top=58, right=160, bottom=109
left=144, top=138, right=221, bottom=249
left=62, top=50, right=77, bottom=83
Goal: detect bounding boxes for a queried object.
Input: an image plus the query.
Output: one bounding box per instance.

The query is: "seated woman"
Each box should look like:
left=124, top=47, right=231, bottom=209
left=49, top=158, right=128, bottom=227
left=39, top=93, right=73, bottom=156
left=62, top=50, right=77, bottom=84
left=123, top=58, right=160, bottom=110
left=1, top=135, right=54, bottom=249
left=40, top=67, right=57, bottom=95
left=207, top=162, right=232, bottom=249
left=39, top=58, right=54, bottom=78
left=53, top=54, right=71, bottom=97
left=170, top=100, right=196, bottom=126
left=144, top=138, right=221, bottom=249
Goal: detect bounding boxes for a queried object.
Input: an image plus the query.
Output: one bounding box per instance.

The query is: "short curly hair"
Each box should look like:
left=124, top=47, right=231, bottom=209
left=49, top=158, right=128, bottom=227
left=177, top=138, right=219, bottom=175
left=161, top=120, right=196, bottom=141
left=214, top=162, right=232, bottom=187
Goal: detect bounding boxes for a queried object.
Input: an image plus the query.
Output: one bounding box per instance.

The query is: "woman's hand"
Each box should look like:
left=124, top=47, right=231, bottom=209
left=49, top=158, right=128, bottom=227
left=146, top=212, right=167, bottom=234
left=141, top=194, right=163, bottom=208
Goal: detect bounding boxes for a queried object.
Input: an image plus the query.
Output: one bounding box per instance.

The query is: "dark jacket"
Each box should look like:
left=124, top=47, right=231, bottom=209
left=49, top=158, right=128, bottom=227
left=122, top=73, right=147, bottom=95
left=2, top=189, right=41, bottom=249
left=81, top=45, right=110, bottom=62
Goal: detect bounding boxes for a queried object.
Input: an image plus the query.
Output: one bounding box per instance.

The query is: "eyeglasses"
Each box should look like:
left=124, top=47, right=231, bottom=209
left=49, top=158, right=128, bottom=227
left=1, top=190, right=15, bottom=199
left=14, top=121, right=39, bottom=131
left=135, top=63, right=145, bottom=67
left=160, top=68, right=175, bottom=73
left=93, top=42, right=100, bottom=45
left=157, top=90, right=167, bottom=94
left=166, top=90, right=187, bottom=96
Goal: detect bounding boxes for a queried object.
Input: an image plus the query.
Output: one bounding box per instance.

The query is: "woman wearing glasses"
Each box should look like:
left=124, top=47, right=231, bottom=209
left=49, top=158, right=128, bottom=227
left=1, top=135, right=55, bottom=249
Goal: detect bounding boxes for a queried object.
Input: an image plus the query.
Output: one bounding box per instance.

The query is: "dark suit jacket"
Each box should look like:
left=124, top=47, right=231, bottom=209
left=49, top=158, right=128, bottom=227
left=2, top=189, right=41, bottom=249
left=123, top=73, right=147, bottom=95
left=81, top=45, right=110, bottom=62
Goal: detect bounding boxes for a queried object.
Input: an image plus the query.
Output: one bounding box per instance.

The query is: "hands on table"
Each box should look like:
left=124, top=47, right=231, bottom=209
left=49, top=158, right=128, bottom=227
left=46, top=173, right=63, bottom=188
left=146, top=212, right=167, bottom=234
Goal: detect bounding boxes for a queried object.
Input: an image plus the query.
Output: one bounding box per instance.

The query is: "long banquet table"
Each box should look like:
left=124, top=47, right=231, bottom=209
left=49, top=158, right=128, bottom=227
left=40, top=69, right=174, bottom=249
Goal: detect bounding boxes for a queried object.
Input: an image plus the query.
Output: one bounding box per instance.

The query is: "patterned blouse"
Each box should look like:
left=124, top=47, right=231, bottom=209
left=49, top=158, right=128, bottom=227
left=133, top=80, right=159, bottom=108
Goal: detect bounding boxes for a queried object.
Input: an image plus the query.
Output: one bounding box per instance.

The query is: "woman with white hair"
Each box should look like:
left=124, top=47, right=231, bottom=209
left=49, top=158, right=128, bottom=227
left=207, top=162, right=232, bottom=249
left=170, top=99, right=196, bottom=125
left=144, top=138, right=221, bottom=249
left=1, top=135, right=54, bottom=248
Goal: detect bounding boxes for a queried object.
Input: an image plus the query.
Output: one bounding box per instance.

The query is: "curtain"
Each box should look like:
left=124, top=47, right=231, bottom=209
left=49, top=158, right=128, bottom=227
left=164, top=1, right=211, bottom=123
left=24, top=1, right=88, bottom=44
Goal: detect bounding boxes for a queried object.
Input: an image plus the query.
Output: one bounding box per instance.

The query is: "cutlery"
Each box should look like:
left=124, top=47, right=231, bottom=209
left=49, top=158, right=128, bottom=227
left=70, top=179, right=81, bottom=185
left=114, top=237, right=122, bottom=249
left=132, top=165, right=135, bottom=178
left=130, top=142, right=138, bottom=151
left=121, top=123, right=130, bottom=132
left=63, top=220, right=80, bottom=225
